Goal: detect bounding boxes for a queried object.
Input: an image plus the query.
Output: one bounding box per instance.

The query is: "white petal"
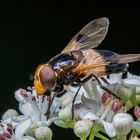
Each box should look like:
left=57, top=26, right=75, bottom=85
left=74, top=104, right=90, bottom=120
left=19, top=101, right=41, bottom=122
left=106, top=83, right=120, bottom=93
left=15, top=89, right=25, bottom=103
left=83, top=80, right=97, bottom=99
left=19, top=102, right=33, bottom=116
left=127, top=73, right=140, bottom=80
left=102, top=121, right=116, bottom=138
left=68, top=85, right=85, bottom=96
left=81, top=94, right=100, bottom=112
left=100, top=107, right=110, bottom=120
left=105, top=111, right=114, bottom=122
left=106, top=73, right=123, bottom=84
left=3, top=117, right=19, bottom=128
left=61, top=94, right=74, bottom=107
left=46, top=116, right=59, bottom=126
left=96, top=105, right=106, bottom=117
left=80, top=111, right=99, bottom=121
left=84, top=80, right=102, bottom=101
left=15, top=118, right=32, bottom=139
left=13, top=115, right=28, bottom=122
left=37, top=95, right=44, bottom=110
left=68, top=86, right=79, bottom=93
left=123, top=78, right=140, bottom=87
left=34, top=116, right=59, bottom=127
left=40, top=97, right=49, bottom=121
left=50, top=97, right=61, bottom=113
left=22, top=136, right=36, bottom=140
left=132, top=121, right=140, bottom=133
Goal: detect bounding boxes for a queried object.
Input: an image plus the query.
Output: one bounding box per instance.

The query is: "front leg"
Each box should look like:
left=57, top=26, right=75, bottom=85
left=45, top=85, right=66, bottom=119
left=71, top=74, right=93, bottom=119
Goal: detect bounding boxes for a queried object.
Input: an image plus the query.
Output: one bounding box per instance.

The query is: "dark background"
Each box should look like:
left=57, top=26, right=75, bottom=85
left=0, top=1, right=140, bottom=139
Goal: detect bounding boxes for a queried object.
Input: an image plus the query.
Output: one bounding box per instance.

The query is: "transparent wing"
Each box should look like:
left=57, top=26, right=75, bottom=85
left=72, top=52, right=140, bottom=76
left=109, top=54, right=140, bottom=64
left=62, top=17, right=109, bottom=53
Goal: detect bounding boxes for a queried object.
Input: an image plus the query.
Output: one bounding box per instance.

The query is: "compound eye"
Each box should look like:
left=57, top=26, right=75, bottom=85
left=39, top=65, right=56, bottom=90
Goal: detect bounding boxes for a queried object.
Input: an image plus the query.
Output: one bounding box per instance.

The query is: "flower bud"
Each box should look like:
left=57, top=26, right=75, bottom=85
left=54, top=119, right=74, bottom=129
left=2, top=109, right=18, bottom=120
left=102, top=92, right=111, bottom=105
left=111, top=99, right=123, bottom=112
left=61, top=94, right=74, bottom=107
left=54, top=119, right=69, bottom=128
left=0, top=134, right=6, bottom=140
left=74, top=119, right=93, bottom=139
left=117, top=85, right=136, bottom=103
left=113, top=113, right=133, bottom=135
left=58, top=106, right=72, bottom=122
left=25, top=124, right=38, bottom=137
left=15, top=88, right=28, bottom=102
left=134, top=106, right=140, bottom=118
left=35, top=126, right=52, bottom=140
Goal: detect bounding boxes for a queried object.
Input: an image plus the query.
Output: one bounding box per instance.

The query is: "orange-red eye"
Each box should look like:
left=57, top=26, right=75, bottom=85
left=39, top=65, right=56, bottom=90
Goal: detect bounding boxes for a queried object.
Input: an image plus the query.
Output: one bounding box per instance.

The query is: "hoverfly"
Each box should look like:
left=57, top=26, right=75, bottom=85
left=34, top=17, right=140, bottom=118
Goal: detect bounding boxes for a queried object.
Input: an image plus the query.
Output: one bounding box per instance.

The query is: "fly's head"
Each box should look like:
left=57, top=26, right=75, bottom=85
left=34, top=64, right=56, bottom=95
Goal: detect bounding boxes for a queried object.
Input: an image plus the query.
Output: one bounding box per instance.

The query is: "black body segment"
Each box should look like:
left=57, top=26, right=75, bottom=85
left=95, top=50, right=127, bottom=74
left=49, top=52, right=76, bottom=71
left=48, top=52, right=79, bottom=86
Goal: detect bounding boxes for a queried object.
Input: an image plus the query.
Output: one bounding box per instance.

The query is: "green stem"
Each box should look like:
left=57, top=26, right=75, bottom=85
left=111, top=137, right=117, bottom=140
left=89, top=130, right=94, bottom=140
left=95, top=133, right=110, bottom=140
left=129, top=130, right=139, bottom=140
left=80, top=137, right=87, bottom=140
left=117, top=135, right=126, bottom=140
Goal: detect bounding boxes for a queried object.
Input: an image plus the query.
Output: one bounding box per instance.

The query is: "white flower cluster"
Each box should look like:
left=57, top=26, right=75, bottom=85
left=1, top=73, right=140, bottom=140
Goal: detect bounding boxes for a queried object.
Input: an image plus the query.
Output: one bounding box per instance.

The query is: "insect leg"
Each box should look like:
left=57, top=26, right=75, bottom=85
left=72, top=84, right=82, bottom=120
left=92, top=74, right=121, bottom=99
left=122, top=71, right=128, bottom=79
left=45, top=85, right=67, bottom=119
left=45, top=92, right=57, bottom=119
left=100, top=77, right=110, bottom=84
left=71, top=74, right=93, bottom=119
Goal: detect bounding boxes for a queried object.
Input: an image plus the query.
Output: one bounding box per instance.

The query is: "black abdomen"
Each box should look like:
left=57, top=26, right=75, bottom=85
left=95, top=50, right=128, bottom=74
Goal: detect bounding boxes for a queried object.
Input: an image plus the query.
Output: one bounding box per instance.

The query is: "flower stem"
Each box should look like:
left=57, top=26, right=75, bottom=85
left=80, top=137, right=87, bottom=140
left=111, top=137, right=117, bottom=140
left=95, top=133, right=110, bottom=140
left=89, top=130, right=94, bottom=140
left=117, top=135, right=126, bottom=140
left=129, top=130, right=139, bottom=140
